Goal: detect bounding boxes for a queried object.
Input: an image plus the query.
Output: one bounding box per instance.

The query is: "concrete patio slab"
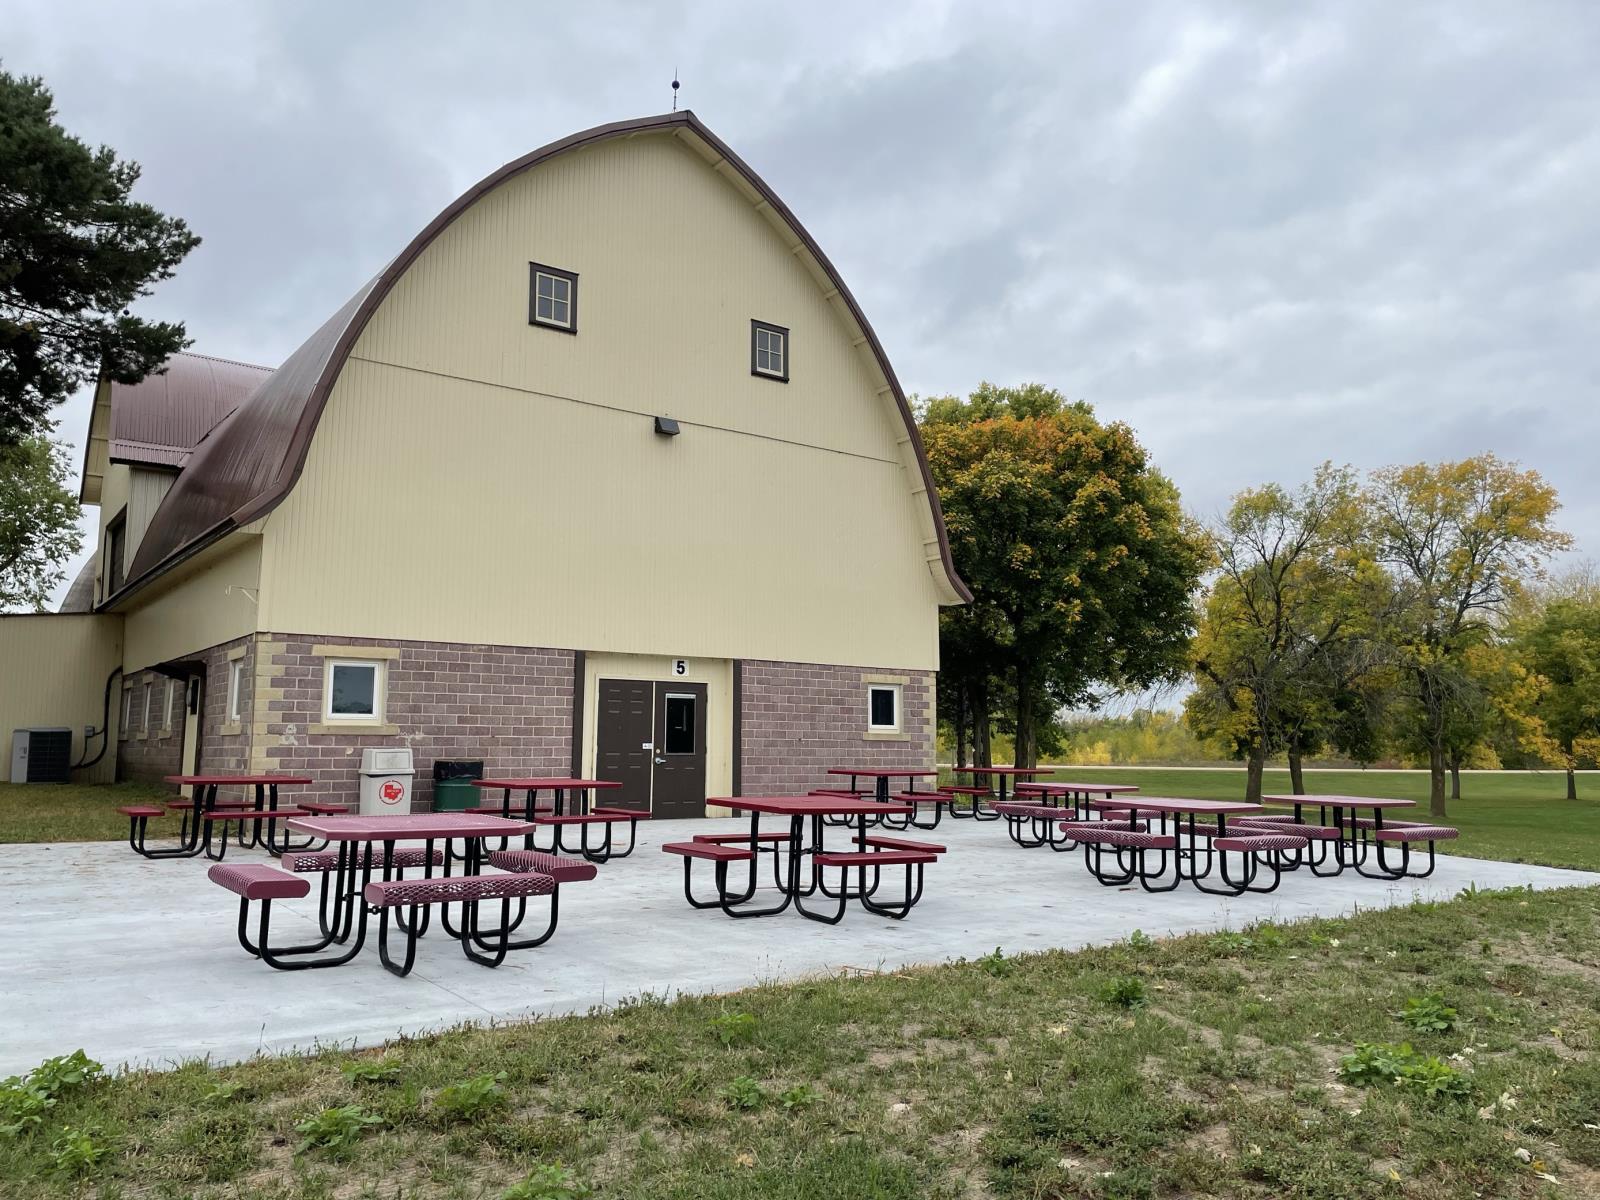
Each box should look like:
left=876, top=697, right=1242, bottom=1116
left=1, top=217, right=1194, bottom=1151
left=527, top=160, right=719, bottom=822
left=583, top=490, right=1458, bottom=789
left=2, top=817, right=1594, bottom=1076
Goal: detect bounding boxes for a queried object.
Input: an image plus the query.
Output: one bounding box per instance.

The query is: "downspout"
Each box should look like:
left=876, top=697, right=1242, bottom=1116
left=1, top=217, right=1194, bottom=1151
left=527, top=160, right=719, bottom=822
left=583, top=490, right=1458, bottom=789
left=72, top=666, right=124, bottom=770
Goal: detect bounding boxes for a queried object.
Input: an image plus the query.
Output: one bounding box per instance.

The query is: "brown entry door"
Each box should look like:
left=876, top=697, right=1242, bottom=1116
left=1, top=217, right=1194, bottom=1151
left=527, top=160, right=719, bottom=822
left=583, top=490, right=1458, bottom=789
left=595, top=679, right=653, bottom=812
left=652, top=682, right=707, bottom=819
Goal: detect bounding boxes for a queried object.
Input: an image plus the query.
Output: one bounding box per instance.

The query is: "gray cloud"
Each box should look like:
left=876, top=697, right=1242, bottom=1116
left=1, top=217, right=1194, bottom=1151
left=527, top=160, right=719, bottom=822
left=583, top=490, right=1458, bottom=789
left=7, top=0, right=1597, bottom=604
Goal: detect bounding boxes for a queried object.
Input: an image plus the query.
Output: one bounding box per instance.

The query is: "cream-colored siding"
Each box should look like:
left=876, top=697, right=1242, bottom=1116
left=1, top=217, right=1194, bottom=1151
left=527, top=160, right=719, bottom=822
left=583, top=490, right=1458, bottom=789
left=0, top=614, right=123, bottom=783
left=260, top=131, right=941, bottom=670
left=578, top=652, right=733, bottom=814
left=122, top=536, right=262, bottom=672
left=95, top=463, right=130, bottom=603
left=126, top=469, right=176, bottom=564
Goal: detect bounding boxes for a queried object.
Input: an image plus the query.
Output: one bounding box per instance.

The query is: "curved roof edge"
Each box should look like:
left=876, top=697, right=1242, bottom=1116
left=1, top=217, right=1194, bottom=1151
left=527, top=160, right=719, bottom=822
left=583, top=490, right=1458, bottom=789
left=125, top=110, right=970, bottom=604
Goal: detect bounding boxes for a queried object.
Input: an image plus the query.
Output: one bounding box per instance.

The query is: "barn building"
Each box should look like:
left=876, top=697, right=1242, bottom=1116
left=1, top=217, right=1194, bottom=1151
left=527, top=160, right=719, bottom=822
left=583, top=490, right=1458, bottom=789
left=11, top=111, right=969, bottom=814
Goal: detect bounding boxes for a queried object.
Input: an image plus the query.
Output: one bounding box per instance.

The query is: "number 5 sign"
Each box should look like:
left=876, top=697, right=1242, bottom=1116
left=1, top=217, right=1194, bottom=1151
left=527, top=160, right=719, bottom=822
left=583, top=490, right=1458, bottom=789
left=672, top=659, right=689, bottom=676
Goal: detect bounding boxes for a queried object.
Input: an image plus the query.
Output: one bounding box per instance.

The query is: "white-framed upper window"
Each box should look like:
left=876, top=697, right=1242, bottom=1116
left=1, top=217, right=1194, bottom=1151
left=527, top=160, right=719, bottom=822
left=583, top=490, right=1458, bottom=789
left=325, top=659, right=384, bottom=723
left=529, top=262, right=578, bottom=332
left=868, top=684, right=901, bottom=733
left=119, top=688, right=133, bottom=740
left=227, top=659, right=247, bottom=722
left=751, top=319, right=788, bottom=382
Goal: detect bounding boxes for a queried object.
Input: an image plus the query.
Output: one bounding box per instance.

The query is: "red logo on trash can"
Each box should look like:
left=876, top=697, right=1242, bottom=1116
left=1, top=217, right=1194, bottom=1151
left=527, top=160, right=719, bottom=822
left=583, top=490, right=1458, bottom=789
left=379, top=779, right=406, bottom=806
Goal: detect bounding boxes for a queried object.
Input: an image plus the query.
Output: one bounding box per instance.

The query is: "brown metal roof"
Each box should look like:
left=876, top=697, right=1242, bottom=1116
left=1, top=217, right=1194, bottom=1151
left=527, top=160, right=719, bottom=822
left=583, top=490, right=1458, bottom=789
left=122, top=111, right=971, bottom=604
left=107, top=352, right=274, bottom=470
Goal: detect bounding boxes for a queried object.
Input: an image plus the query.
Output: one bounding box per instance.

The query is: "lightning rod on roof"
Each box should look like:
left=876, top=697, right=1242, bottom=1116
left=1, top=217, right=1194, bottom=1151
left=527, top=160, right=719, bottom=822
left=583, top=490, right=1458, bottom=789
left=671, top=69, right=680, bottom=111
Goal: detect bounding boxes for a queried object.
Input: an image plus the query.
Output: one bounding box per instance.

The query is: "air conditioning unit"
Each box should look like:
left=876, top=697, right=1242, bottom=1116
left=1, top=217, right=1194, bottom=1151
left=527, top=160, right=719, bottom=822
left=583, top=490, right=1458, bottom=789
left=10, top=728, right=73, bottom=783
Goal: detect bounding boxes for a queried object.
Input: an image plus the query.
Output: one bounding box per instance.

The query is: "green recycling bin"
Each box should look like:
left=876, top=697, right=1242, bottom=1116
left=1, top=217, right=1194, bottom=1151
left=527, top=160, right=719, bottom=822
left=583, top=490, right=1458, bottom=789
left=432, top=759, right=485, bottom=811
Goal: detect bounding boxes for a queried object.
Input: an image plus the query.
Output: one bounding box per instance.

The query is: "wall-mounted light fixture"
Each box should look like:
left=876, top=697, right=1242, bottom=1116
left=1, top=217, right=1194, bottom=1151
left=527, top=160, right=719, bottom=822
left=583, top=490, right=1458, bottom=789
left=653, top=415, right=680, bottom=437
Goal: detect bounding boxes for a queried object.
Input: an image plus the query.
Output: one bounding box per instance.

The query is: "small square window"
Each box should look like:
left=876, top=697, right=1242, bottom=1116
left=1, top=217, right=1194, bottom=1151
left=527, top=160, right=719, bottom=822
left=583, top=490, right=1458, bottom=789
left=228, top=660, right=247, bottom=722
left=326, top=659, right=383, bottom=723
left=868, top=684, right=901, bottom=732
left=751, top=320, right=788, bottom=382
left=529, top=262, right=578, bottom=333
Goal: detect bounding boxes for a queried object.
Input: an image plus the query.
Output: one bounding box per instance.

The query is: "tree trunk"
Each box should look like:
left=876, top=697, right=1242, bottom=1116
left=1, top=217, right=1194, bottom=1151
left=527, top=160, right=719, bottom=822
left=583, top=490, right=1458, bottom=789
left=1013, top=663, right=1037, bottom=769
left=1428, top=742, right=1448, bottom=819
left=954, top=688, right=969, bottom=770
left=1245, top=743, right=1266, bottom=804
left=1567, top=766, right=1578, bottom=801
left=1449, top=754, right=1462, bottom=802
left=1288, top=747, right=1306, bottom=795
left=971, top=686, right=993, bottom=770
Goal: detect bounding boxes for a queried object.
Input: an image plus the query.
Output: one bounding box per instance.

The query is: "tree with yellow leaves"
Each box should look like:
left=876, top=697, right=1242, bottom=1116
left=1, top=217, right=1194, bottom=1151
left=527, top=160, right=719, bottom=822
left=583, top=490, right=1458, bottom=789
left=1368, top=455, right=1571, bottom=818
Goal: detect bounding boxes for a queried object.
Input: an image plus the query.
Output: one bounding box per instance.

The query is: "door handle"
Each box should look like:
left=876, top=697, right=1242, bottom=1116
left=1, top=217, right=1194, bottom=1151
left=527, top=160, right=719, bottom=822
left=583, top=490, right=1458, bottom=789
left=654, top=755, right=666, bottom=765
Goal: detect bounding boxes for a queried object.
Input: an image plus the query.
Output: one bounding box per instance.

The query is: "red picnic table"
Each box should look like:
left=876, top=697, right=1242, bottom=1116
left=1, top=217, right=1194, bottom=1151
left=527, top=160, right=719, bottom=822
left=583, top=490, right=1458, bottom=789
left=470, top=777, right=638, bottom=863
left=822, top=767, right=939, bottom=830
left=665, top=794, right=932, bottom=923
left=1257, top=794, right=1431, bottom=878
left=120, top=774, right=319, bottom=860
left=947, top=765, right=1050, bottom=820
left=470, top=777, right=623, bottom=819
left=236, top=812, right=541, bottom=972
left=1077, top=795, right=1303, bottom=895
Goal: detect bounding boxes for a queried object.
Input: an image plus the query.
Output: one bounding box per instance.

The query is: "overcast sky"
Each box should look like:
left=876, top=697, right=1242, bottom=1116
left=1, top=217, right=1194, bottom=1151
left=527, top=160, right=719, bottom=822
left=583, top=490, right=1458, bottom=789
left=9, top=0, right=1599, bottom=606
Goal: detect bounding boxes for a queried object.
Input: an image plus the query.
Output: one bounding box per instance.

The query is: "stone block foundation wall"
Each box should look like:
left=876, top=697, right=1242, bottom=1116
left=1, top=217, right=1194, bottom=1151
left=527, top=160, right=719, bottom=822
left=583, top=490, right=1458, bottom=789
left=737, top=659, right=935, bottom=796
left=115, top=668, right=185, bottom=786
left=252, top=634, right=577, bottom=809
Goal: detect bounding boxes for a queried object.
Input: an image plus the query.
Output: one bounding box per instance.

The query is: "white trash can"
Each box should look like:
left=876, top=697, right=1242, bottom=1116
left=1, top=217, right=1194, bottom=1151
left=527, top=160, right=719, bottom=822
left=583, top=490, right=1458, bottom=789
left=358, top=747, right=415, bottom=815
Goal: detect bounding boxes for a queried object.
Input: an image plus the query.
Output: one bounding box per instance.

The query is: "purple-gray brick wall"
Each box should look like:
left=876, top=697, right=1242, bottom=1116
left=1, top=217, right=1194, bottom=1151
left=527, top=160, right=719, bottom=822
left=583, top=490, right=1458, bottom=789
left=736, top=659, right=935, bottom=796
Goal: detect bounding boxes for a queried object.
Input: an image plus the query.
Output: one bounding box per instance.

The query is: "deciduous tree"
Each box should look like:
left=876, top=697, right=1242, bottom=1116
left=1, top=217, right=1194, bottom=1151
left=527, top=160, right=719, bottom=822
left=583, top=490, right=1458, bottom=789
left=1509, top=597, right=1600, bottom=799
left=1185, top=465, right=1376, bottom=801
left=0, top=431, right=82, bottom=610
left=922, top=383, right=1206, bottom=767
left=1367, top=455, right=1570, bottom=817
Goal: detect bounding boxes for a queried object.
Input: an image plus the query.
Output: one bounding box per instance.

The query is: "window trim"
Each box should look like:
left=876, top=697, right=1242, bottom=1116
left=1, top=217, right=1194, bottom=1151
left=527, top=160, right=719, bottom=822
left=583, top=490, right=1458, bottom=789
left=227, top=659, right=246, bottom=723
left=528, top=262, right=579, bottom=334
left=104, top=508, right=128, bottom=598
left=324, top=658, right=385, bottom=725
left=140, top=680, right=152, bottom=737
left=161, top=677, right=176, bottom=736
left=867, top=683, right=902, bottom=733
left=119, top=688, right=132, bottom=740
left=750, top=319, right=789, bottom=383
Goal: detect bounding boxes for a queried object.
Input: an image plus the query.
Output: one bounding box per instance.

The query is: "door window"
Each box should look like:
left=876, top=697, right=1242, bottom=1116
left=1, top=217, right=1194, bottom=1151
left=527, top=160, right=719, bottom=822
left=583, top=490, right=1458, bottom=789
left=664, top=693, right=696, bottom=754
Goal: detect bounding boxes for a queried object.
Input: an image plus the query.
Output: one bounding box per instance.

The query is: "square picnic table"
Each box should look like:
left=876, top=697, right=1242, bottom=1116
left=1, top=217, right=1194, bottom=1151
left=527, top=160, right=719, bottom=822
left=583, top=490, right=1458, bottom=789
left=947, top=766, right=1050, bottom=820
left=704, top=795, right=919, bottom=921
left=469, top=777, right=638, bottom=862
left=133, top=774, right=316, bottom=860
left=822, top=768, right=938, bottom=829
left=269, top=812, right=536, bottom=969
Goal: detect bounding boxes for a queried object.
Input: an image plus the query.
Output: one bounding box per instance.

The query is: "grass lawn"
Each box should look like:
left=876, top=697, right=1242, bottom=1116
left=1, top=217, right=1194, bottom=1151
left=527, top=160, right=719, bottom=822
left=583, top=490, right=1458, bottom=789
left=0, top=781, right=171, bottom=844
left=3, top=886, right=1597, bottom=1198
left=942, top=768, right=1600, bottom=874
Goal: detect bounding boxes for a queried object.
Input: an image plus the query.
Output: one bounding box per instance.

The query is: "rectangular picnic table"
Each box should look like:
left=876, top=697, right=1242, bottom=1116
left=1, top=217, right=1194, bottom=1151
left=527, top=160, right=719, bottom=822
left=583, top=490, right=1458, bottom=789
left=270, top=812, right=537, bottom=969
left=696, top=795, right=920, bottom=921
left=1259, top=794, right=1420, bottom=873
left=1014, top=780, right=1140, bottom=817
left=1079, top=795, right=1274, bottom=894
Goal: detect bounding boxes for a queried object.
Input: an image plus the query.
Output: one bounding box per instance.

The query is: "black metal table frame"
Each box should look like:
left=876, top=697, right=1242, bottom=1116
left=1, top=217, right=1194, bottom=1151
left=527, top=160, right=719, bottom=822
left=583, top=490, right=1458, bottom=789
left=241, top=833, right=550, bottom=970
left=134, top=782, right=317, bottom=861
left=684, top=806, right=924, bottom=923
